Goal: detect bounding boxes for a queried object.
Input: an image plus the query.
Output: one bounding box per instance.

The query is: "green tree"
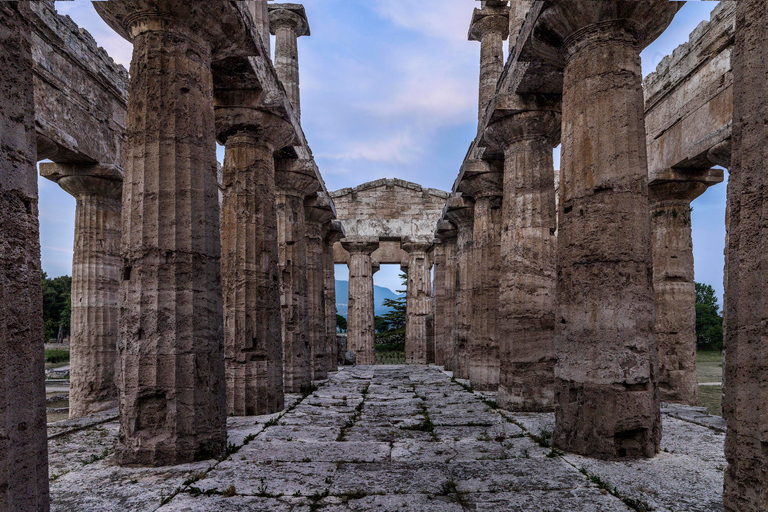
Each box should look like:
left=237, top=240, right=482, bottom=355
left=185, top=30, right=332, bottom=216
left=695, top=282, right=723, bottom=350
left=41, top=272, right=72, bottom=342
left=381, top=272, right=407, bottom=331
left=336, top=314, right=347, bottom=333
left=374, top=316, right=390, bottom=334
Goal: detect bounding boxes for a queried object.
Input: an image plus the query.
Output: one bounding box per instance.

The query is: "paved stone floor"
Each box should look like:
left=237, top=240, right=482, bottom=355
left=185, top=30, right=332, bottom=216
left=48, top=366, right=725, bottom=511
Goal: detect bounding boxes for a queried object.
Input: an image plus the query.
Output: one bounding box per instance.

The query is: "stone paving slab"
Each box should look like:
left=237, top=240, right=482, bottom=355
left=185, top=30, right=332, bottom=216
left=46, top=365, right=726, bottom=512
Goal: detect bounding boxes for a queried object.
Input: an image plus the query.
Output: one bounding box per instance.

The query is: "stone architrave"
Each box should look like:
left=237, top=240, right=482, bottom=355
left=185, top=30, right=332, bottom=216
left=530, top=1, right=683, bottom=459
left=482, top=96, right=561, bottom=411
left=402, top=240, right=433, bottom=365
left=305, top=193, right=335, bottom=380
left=650, top=171, right=722, bottom=406
left=40, top=163, right=123, bottom=418
left=509, top=0, right=532, bottom=51
left=723, top=0, right=768, bottom=508
left=93, top=0, right=262, bottom=465
left=444, top=193, right=475, bottom=380
left=343, top=240, right=379, bottom=365
left=276, top=160, right=319, bottom=393
left=459, top=165, right=503, bottom=390
left=435, top=221, right=458, bottom=370
left=0, top=3, right=49, bottom=509
left=323, top=221, right=345, bottom=370
left=215, top=104, right=296, bottom=416
left=269, top=3, right=310, bottom=121
left=469, top=1, right=510, bottom=126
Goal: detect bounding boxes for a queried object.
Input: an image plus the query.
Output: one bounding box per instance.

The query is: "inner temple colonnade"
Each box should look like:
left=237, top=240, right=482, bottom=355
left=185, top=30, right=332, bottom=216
left=0, top=1, right=767, bottom=511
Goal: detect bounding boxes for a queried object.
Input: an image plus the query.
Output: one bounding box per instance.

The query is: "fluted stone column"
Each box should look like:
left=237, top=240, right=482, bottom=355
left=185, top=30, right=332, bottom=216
left=276, top=162, right=318, bottom=393
left=445, top=194, right=475, bottom=380
left=93, top=1, right=261, bottom=465
left=483, top=99, right=561, bottom=411
left=460, top=168, right=502, bottom=390
left=650, top=174, right=721, bottom=406
left=435, top=221, right=458, bottom=370
left=403, top=241, right=433, bottom=365
left=343, top=240, right=379, bottom=365
left=323, top=221, right=344, bottom=371
left=532, top=2, right=682, bottom=459
left=40, top=164, right=123, bottom=418
left=469, top=1, right=509, bottom=126
left=216, top=106, right=295, bottom=416
left=269, top=3, right=310, bottom=121
left=305, top=193, right=334, bottom=380
left=724, top=1, right=768, bottom=508
left=0, top=3, right=49, bottom=508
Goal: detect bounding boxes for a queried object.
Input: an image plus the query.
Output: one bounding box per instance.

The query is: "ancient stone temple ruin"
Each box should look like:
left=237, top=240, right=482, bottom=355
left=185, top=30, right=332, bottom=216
left=0, top=1, right=766, bottom=511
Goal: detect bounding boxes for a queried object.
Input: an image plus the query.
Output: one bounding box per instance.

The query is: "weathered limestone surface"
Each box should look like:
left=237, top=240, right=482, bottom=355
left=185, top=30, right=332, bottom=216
left=469, top=1, right=509, bottom=126
left=0, top=3, right=49, bottom=509
left=530, top=2, right=682, bottom=459
left=483, top=98, right=561, bottom=411
left=433, top=222, right=457, bottom=370
left=444, top=194, right=475, bottom=381
left=459, top=166, right=502, bottom=390
left=93, top=0, right=262, bottom=465
left=269, top=3, right=310, bottom=122
left=324, top=221, right=344, bottom=369
left=217, top=108, right=295, bottom=416
left=650, top=172, right=722, bottom=406
left=402, top=241, right=433, bottom=365
left=40, top=164, right=123, bottom=418
left=276, top=160, right=318, bottom=393
left=723, top=0, right=768, bottom=509
left=47, top=367, right=726, bottom=512
left=343, top=241, right=379, bottom=365
left=305, top=193, right=335, bottom=380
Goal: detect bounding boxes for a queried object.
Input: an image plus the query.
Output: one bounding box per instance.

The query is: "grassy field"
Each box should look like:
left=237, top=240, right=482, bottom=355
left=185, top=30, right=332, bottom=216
left=696, top=351, right=723, bottom=416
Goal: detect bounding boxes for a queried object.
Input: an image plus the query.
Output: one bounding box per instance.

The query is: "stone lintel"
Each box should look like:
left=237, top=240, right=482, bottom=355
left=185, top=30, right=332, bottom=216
left=93, top=1, right=261, bottom=60
left=469, top=5, right=510, bottom=42
left=268, top=3, right=310, bottom=37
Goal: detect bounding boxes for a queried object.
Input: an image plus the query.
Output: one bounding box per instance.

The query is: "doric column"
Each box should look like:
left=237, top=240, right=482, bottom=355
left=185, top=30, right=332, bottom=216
left=0, top=3, right=49, bottom=509
left=269, top=3, right=310, bottom=121
left=459, top=166, right=503, bottom=390
left=342, top=240, right=379, bottom=365
left=650, top=172, right=722, bottom=406
left=531, top=2, right=682, bottom=459
left=93, top=0, right=261, bottom=465
left=724, top=1, right=768, bottom=508
left=468, top=1, right=509, bottom=127
left=276, top=160, right=319, bottom=392
left=39, top=164, right=123, bottom=418
left=483, top=97, right=561, bottom=411
left=402, top=240, right=433, bottom=365
left=215, top=104, right=295, bottom=416
left=444, top=193, right=475, bottom=380
left=323, top=221, right=345, bottom=371
left=435, top=220, right=458, bottom=370
left=305, top=193, right=335, bottom=380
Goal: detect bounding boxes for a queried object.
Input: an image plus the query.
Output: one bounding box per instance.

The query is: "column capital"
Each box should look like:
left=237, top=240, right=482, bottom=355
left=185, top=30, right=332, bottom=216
left=444, top=193, right=475, bottom=229
left=341, top=239, right=379, bottom=256
left=469, top=5, right=510, bottom=42
left=436, top=219, right=458, bottom=242
left=649, top=168, right=724, bottom=205
left=268, top=4, right=310, bottom=37
left=531, top=1, right=684, bottom=66
left=324, top=220, right=345, bottom=246
left=305, top=192, right=335, bottom=226
left=275, top=158, right=321, bottom=197
left=401, top=239, right=433, bottom=255
left=481, top=95, right=561, bottom=153
left=458, top=160, right=503, bottom=199
left=214, top=93, right=298, bottom=149
left=39, top=163, right=123, bottom=199
left=94, top=1, right=260, bottom=60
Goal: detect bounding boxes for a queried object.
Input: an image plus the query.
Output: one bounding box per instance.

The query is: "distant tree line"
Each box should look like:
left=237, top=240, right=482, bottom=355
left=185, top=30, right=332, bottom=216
left=695, top=282, right=723, bottom=351
left=42, top=272, right=71, bottom=342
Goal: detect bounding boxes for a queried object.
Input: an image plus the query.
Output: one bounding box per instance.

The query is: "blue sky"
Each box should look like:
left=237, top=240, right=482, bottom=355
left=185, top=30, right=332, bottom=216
left=41, top=1, right=725, bottom=308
